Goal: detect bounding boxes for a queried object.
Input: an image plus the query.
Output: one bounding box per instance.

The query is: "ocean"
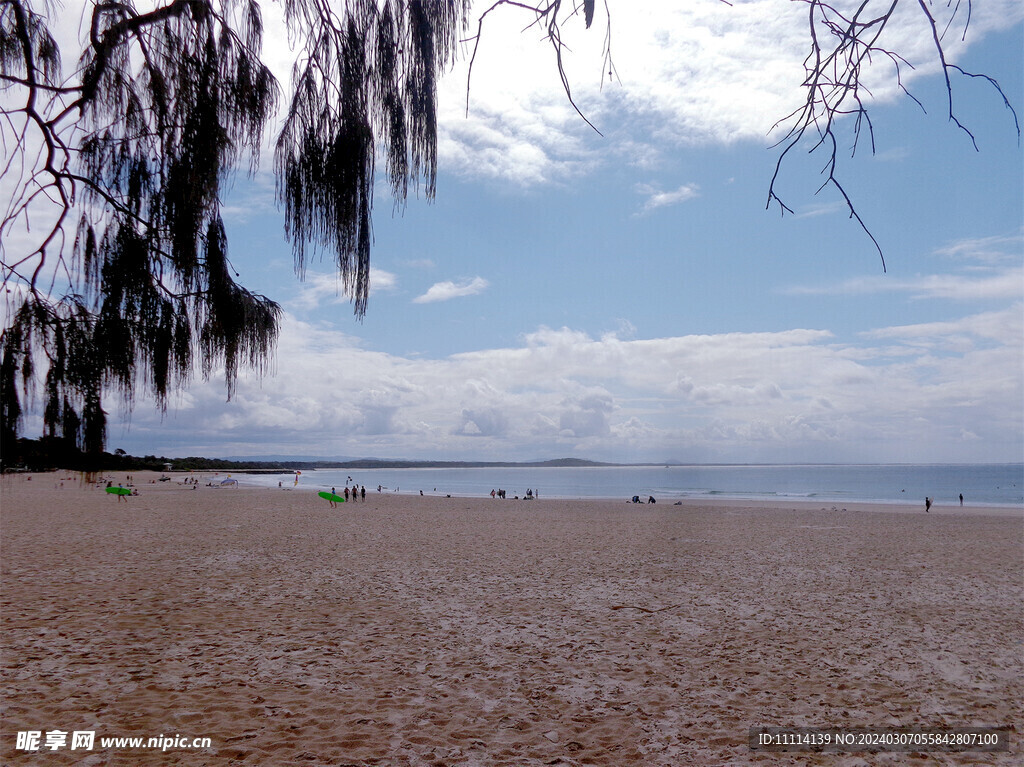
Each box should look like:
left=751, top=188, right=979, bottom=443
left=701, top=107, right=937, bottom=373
left=241, top=463, right=1023, bottom=507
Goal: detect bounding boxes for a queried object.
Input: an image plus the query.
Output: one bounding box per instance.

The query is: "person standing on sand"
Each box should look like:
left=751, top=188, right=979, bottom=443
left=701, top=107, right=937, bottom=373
left=960, top=493, right=964, bottom=506
left=925, top=497, right=932, bottom=513
left=361, top=486, right=366, bottom=501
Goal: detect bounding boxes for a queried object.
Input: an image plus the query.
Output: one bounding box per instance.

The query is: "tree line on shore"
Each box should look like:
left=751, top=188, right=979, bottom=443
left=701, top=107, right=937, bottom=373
left=1, top=438, right=295, bottom=473
left=1, top=438, right=617, bottom=473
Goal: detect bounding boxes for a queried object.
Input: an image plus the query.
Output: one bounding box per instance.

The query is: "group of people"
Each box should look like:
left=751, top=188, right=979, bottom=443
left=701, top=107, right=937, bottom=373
left=489, top=488, right=539, bottom=500
left=631, top=495, right=657, bottom=504
left=337, top=486, right=366, bottom=502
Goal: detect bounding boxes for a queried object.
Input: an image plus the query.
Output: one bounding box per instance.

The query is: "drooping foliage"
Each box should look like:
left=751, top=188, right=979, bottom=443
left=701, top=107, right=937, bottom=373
left=275, top=0, right=469, bottom=315
left=1, top=0, right=472, bottom=455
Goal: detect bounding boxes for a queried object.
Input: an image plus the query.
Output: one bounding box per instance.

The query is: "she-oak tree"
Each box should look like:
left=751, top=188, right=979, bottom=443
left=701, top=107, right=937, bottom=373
left=0, top=0, right=1017, bottom=456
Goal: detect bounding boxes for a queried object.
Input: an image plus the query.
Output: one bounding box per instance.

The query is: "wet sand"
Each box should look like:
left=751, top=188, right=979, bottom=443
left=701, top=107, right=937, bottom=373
left=2, top=472, right=1021, bottom=765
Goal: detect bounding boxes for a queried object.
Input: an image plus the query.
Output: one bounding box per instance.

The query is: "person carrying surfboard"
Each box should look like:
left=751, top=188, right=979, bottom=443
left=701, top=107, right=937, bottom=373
left=318, top=489, right=345, bottom=507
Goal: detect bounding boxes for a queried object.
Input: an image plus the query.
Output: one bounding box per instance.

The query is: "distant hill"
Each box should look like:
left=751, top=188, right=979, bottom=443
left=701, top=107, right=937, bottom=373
left=177, top=456, right=635, bottom=471
left=212, top=456, right=621, bottom=471
left=223, top=455, right=361, bottom=463
left=311, top=457, right=618, bottom=470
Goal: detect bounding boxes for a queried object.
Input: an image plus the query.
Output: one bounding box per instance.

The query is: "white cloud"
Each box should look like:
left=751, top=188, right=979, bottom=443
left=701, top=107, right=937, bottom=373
left=635, top=183, right=700, bottom=215
left=102, top=306, right=1022, bottom=463
left=784, top=263, right=1024, bottom=302
left=908, top=269, right=1024, bottom=302
left=431, top=0, right=1024, bottom=186
left=935, top=232, right=1024, bottom=265
left=863, top=304, right=1023, bottom=348
left=413, top=277, right=490, bottom=304
left=289, top=268, right=398, bottom=311
left=793, top=201, right=849, bottom=219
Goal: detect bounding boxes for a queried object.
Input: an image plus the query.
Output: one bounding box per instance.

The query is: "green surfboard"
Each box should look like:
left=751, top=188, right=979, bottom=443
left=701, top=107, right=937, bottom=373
left=318, top=491, right=346, bottom=503
left=105, top=486, right=131, bottom=496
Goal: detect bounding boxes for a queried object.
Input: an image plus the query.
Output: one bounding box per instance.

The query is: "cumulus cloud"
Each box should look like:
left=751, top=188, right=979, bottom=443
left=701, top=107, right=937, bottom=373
left=430, top=0, right=1024, bottom=186
left=457, top=408, right=508, bottom=437
left=101, top=305, right=1021, bottom=464
left=414, top=277, right=490, bottom=304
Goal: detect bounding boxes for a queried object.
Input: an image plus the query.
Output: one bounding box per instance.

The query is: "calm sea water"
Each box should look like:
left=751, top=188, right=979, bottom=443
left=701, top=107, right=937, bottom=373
left=243, top=464, right=1023, bottom=507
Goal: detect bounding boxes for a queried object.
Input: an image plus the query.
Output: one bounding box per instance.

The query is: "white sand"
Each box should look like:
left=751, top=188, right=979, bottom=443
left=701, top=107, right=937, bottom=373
left=2, top=471, right=1021, bottom=765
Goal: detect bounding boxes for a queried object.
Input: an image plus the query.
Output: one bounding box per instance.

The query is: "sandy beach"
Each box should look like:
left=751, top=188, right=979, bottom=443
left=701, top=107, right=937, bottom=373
left=1, top=471, right=1021, bottom=766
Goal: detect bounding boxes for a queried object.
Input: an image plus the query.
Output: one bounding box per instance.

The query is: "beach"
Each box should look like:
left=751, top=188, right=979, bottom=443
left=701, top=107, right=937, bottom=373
left=1, top=472, right=1021, bottom=766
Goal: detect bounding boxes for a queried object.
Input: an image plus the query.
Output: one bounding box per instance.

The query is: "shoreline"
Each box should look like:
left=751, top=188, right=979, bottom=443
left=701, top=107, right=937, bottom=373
left=21, top=469, right=1023, bottom=516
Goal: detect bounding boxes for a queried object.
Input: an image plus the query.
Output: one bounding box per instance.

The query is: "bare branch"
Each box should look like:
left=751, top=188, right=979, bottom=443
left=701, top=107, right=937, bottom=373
left=466, top=0, right=610, bottom=135
left=765, top=0, right=1015, bottom=271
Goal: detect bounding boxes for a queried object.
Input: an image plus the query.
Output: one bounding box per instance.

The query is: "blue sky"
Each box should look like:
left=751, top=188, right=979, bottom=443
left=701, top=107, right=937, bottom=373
left=81, top=2, right=1024, bottom=462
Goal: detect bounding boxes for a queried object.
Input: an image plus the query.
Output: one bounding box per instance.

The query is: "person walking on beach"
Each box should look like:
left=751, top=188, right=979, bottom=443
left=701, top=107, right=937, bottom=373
left=925, top=497, right=932, bottom=513
left=361, top=486, right=366, bottom=501
left=960, top=493, right=964, bottom=506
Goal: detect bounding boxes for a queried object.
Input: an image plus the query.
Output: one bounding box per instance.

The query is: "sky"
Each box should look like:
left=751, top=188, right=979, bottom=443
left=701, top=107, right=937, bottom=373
left=16, top=1, right=1024, bottom=463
